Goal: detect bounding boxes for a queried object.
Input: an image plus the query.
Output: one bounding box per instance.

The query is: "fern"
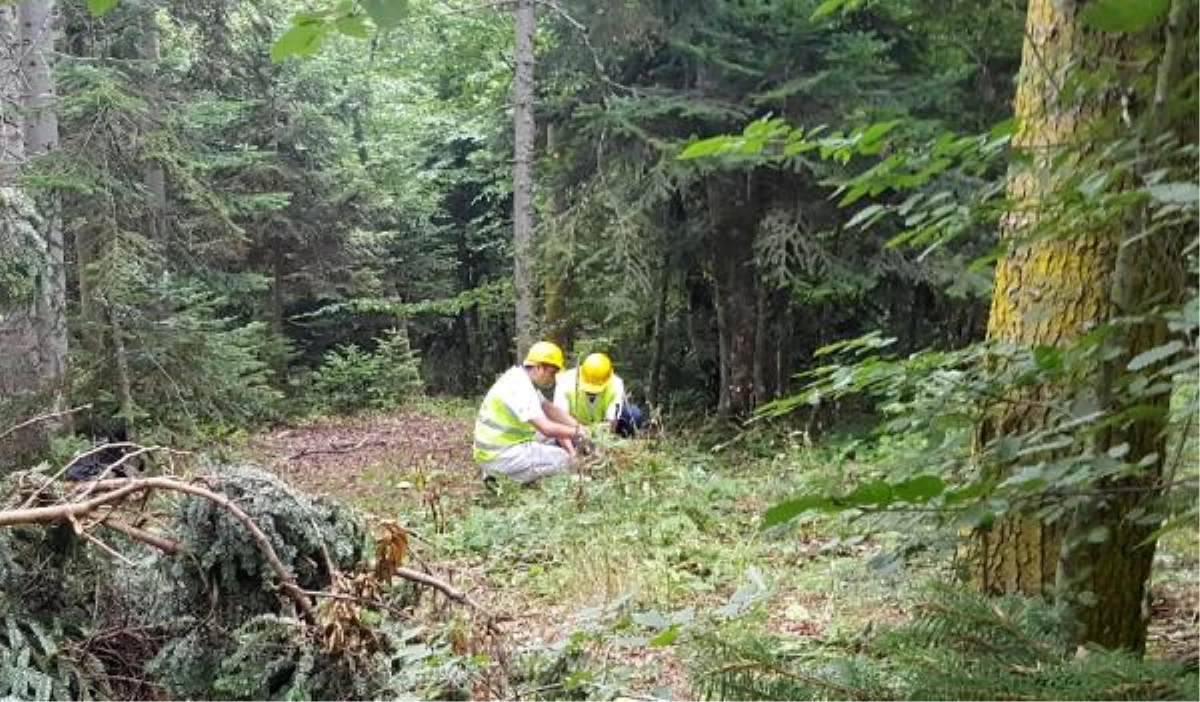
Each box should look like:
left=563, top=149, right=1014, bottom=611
left=692, top=584, right=1198, bottom=701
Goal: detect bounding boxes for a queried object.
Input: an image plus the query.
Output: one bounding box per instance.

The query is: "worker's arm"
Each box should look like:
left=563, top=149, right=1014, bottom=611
left=529, top=413, right=582, bottom=442
left=542, top=398, right=582, bottom=431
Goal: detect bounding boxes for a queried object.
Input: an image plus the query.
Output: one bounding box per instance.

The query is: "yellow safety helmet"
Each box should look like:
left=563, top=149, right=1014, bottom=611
left=523, top=341, right=565, bottom=370
left=579, top=353, right=613, bottom=393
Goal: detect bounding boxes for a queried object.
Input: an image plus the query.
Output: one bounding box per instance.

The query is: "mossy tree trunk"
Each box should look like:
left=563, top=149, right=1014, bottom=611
left=972, top=0, right=1190, bottom=652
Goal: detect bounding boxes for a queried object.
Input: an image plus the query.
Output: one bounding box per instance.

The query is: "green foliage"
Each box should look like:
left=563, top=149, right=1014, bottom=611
left=1080, top=0, right=1172, bottom=33
left=70, top=272, right=284, bottom=440
left=0, top=602, right=109, bottom=702
left=305, top=327, right=423, bottom=414
left=85, top=0, right=119, bottom=18
left=692, top=584, right=1199, bottom=700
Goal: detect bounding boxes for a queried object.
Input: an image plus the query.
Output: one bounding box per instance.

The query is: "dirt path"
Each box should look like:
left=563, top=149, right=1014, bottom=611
left=242, top=411, right=479, bottom=510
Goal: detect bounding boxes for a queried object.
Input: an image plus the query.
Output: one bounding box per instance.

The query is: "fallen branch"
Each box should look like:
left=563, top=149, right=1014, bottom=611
left=288, top=437, right=386, bottom=460
left=395, top=566, right=495, bottom=622
left=101, top=517, right=182, bottom=555
left=0, top=476, right=315, bottom=623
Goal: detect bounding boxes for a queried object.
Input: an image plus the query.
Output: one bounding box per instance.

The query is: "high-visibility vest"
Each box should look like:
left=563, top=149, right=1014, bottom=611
left=564, top=370, right=618, bottom=426
left=473, top=372, right=536, bottom=462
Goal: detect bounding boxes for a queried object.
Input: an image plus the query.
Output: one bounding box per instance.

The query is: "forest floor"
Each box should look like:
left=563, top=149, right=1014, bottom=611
left=238, top=400, right=1199, bottom=700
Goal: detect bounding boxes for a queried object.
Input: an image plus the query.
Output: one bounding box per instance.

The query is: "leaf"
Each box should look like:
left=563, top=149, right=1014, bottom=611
left=648, top=625, right=680, bottom=647
left=271, top=23, right=329, bottom=63
left=761, top=495, right=833, bottom=529
left=857, top=119, right=900, bottom=154
left=811, top=0, right=860, bottom=19
left=1128, top=339, right=1184, bottom=371
left=957, top=501, right=996, bottom=530
left=845, top=480, right=892, bottom=506
left=335, top=13, right=371, bottom=38
left=1144, top=182, right=1198, bottom=206
left=1080, top=0, right=1170, bottom=32
left=680, top=136, right=735, bottom=159
left=87, top=0, right=119, bottom=17
left=362, top=0, right=408, bottom=29
left=1085, top=526, right=1110, bottom=544
left=846, top=203, right=884, bottom=230
left=892, top=475, right=945, bottom=503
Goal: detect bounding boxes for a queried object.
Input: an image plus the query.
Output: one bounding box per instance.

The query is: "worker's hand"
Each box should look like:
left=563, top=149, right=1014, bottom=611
left=558, top=436, right=577, bottom=457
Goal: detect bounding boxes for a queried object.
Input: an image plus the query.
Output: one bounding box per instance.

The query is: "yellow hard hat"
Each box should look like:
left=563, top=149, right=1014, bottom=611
left=524, top=341, right=565, bottom=370
left=579, top=353, right=613, bottom=393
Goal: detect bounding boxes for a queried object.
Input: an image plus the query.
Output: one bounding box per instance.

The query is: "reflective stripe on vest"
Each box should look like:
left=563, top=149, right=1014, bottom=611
left=567, top=376, right=617, bottom=426
left=473, top=389, right=535, bottom=462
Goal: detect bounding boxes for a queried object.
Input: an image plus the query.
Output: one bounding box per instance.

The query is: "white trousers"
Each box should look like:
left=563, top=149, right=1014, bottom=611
left=479, top=441, right=570, bottom=483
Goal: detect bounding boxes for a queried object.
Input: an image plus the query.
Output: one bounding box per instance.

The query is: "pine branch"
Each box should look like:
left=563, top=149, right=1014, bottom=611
left=0, top=476, right=316, bottom=623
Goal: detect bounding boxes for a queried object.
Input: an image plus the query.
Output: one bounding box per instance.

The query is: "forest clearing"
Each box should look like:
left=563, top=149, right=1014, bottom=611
left=1, top=0, right=1198, bottom=699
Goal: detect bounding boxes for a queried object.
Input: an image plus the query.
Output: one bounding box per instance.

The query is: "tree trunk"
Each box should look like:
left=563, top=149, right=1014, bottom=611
left=511, top=0, right=536, bottom=356
left=0, top=0, right=70, bottom=465
left=707, top=172, right=760, bottom=420
left=21, top=0, right=68, bottom=422
left=970, top=0, right=1188, bottom=652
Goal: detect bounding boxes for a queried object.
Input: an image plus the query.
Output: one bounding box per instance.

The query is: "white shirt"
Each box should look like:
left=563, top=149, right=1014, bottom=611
left=491, top=366, right=547, bottom=423
left=553, top=369, right=626, bottom=421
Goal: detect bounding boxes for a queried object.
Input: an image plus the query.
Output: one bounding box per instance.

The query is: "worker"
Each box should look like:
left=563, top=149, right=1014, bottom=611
left=554, top=352, right=644, bottom=438
left=473, top=341, right=589, bottom=484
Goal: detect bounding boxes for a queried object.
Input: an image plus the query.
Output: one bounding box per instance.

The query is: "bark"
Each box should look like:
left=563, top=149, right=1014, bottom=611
left=22, top=0, right=67, bottom=419
left=970, top=0, right=1187, bottom=652
left=706, top=172, right=760, bottom=420
left=511, top=0, right=536, bottom=355
left=0, top=0, right=70, bottom=466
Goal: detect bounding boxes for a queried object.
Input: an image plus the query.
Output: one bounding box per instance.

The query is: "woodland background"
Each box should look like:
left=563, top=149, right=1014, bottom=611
left=0, top=0, right=1196, bottom=700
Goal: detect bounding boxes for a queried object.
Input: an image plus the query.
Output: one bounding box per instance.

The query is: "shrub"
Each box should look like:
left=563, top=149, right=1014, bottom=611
left=307, top=327, right=423, bottom=414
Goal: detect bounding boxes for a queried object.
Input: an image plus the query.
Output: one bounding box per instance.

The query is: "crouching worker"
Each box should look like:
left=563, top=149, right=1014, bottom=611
left=554, top=353, right=644, bottom=439
left=474, top=341, right=589, bottom=485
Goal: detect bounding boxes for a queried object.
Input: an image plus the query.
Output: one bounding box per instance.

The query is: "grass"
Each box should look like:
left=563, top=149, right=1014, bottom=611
left=344, top=429, right=953, bottom=699
left=244, top=398, right=1199, bottom=700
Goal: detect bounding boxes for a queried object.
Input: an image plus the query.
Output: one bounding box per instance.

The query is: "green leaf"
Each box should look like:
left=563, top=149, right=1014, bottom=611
left=362, top=0, right=408, bottom=29
left=87, top=0, right=119, bottom=17
left=1145, top=182, right=1198, bottom=206
left=845, top=480, right=892, bottom=506
left=892, top=475, right=945, bottom=503
left=857, top=119, right=900, bottom=154
left=335, top=13, right=371, bottom=38
left=761, top=495, right=833, bottom=529
left=648, top=625, right=680, bottom=647
left=271, top=23, right=329, bottom=63
left=1128, top=340, right=1184, bottom=371
left=1079, top=0, right=1170, bottom=32
left=957, top=501, right=996, bottom=530
left=811, top=0, right=861, bottom=19
left=846, top=203, right=884, bottom=230
left=680, top=136, right=735, bottom=159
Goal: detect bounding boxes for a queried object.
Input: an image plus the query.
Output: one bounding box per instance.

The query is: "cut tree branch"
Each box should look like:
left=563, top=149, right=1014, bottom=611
left=288, top=437, right=386, bottom=460
left=0, top=476, right=315, bottom=622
